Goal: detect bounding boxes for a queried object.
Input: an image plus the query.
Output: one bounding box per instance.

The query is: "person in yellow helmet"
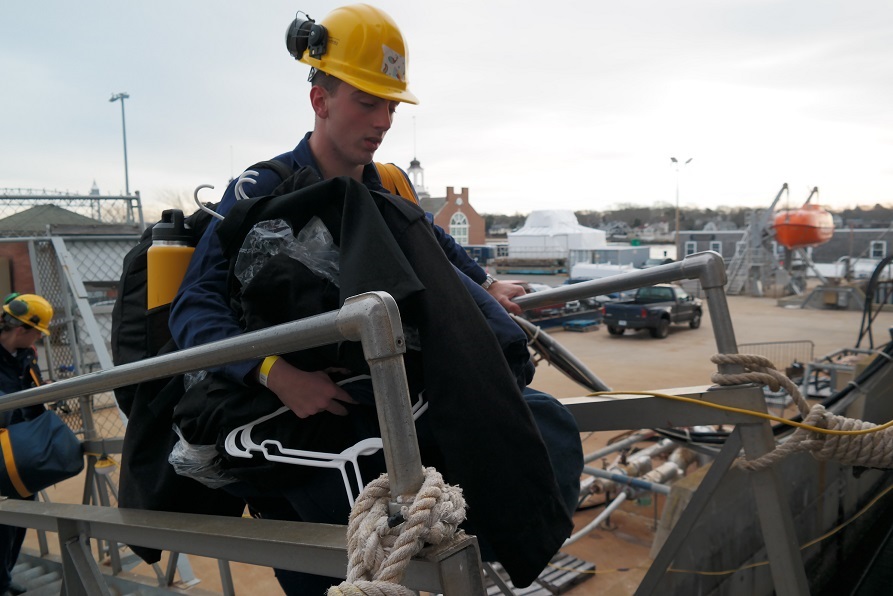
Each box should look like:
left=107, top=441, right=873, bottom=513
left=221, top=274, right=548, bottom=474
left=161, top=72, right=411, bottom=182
left=172, top=3, right=529, bottom=468
left=0, top=293, right=53, bottom=596
left=1, top=293, right=52, bottom=337
left=172, top=5, right=523, bottom=398
left=166, top=6, right=577, bottom=594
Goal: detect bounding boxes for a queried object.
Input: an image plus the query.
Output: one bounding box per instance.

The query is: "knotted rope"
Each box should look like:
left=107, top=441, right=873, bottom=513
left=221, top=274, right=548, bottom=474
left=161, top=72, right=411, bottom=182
left=711, top=353, right=893, bottom=472
left=327, top=467, right=466, bottom=596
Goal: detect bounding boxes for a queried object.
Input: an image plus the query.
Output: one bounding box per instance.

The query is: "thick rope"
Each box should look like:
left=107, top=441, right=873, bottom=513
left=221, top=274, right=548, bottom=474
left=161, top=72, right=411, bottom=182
left=711, top=353, right=893, bottom=472
left=327, top=467, right=466, bottom=596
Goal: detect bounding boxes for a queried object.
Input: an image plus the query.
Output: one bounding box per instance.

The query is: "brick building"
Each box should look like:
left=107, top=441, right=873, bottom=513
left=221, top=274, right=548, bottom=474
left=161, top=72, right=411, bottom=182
left=407, top=157, right=486, bottom=246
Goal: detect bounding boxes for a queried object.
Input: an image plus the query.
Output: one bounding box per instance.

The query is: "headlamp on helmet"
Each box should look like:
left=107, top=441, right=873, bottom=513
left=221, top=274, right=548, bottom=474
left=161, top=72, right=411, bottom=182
left=285, top=12, right=327, bottom=60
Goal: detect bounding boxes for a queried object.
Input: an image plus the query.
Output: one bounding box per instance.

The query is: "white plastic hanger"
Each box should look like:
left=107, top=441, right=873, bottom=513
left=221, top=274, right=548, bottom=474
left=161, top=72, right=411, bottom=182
left=223, top=375, right=428, bottom=507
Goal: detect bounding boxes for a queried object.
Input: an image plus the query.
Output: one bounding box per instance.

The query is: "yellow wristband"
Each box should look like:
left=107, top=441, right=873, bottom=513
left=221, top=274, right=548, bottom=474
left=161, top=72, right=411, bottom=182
left=258, top=355, right=280, bottom=388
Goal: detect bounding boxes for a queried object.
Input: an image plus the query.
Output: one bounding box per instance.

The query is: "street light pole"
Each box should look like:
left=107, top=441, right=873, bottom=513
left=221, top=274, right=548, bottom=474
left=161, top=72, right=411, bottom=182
left=109, top=92, right=131, bottom=195
left=670, top=157, right=692, bottom=250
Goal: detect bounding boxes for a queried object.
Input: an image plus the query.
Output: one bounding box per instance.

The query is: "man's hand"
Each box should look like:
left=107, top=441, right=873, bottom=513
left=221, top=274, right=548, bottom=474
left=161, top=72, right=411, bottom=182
left=488, top=280, right=525, bottom=316
left=263, top=359, right=357, bottom=418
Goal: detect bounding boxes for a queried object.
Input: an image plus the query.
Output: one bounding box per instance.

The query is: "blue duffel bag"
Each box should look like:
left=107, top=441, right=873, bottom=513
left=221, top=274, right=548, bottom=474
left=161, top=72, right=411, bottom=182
left=0, top=409, right=84, bottom=497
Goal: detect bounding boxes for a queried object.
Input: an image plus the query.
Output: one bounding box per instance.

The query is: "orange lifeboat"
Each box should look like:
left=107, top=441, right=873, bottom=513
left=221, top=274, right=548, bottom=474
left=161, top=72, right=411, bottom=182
left=773, top=204, right=834, bottom=249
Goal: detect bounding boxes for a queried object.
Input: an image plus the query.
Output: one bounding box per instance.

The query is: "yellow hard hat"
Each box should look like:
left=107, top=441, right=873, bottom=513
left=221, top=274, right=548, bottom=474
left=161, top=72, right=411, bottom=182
left=286, top=4, right=419, bottom=105
left=3, top=293, right=54, bottom=335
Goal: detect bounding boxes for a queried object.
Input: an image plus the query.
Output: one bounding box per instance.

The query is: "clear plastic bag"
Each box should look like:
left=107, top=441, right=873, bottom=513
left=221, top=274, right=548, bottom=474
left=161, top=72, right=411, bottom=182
left=234, top=217, right=341, bottom=287
left=168, top=424, right=238, bottom=489
left=183, top=369, right=207, bottom=392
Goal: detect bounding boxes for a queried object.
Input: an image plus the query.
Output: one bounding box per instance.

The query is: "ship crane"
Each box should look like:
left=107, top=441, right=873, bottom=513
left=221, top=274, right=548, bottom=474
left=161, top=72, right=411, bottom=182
left=725, top=184, right=834, bottom=297
left=772, top=186, right=835, bottom=295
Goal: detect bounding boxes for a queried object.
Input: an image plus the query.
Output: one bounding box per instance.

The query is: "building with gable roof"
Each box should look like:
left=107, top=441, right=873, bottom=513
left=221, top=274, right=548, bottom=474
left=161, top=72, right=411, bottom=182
left=0, top=202, right=136, bottom=298
left=407, top=157, right=486, bottom=246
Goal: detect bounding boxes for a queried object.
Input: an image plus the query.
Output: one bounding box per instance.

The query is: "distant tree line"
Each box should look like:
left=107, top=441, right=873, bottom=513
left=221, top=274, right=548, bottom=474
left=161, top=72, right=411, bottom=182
left=836, top=204, right=893, bottom=228
left=145, top=194, right=892, bottom=236
left=482, top=203, right=893, bottom=236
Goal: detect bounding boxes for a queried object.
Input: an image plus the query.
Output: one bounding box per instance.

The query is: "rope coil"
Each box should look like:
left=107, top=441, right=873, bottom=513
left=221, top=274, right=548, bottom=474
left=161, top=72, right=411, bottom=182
left=711, top=353, right=893, bottom=472
left=327, top=467, right=466, bottom=596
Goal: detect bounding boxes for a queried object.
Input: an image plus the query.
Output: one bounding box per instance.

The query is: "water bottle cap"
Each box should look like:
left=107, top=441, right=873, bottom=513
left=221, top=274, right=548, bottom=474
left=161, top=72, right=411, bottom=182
left=152, top=209, right=193, bottom=245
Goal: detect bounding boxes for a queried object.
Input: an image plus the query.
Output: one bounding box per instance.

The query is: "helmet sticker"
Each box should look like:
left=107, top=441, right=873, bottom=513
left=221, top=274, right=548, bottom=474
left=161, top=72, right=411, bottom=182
left=381, top=45, right=406, bottom=82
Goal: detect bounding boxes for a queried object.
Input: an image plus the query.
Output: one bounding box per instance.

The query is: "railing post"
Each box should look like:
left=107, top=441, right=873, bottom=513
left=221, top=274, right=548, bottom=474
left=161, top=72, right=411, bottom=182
left=684, top=252, right=742, bottom=372
left=737, top=424, right=811, bottom=595
left=0, top=290, right=480, bottom=593
left=57, top=520, right=111, bottom=596
left=337, top=292, right=426, bottom=500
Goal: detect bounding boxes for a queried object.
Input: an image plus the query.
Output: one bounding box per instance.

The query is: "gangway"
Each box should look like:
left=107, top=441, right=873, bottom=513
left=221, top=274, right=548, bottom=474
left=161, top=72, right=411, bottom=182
left=1, top=292, right=486, bottom=595
left=1, top=251, right=826, bottom=594
left=725, top=184, right=788, bottom=296
left=515, top=251, right=810, bottom=594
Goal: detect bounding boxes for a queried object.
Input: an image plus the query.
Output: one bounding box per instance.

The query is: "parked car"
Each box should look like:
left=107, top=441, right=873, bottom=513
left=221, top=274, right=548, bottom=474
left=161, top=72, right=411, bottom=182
left=602, top=284, right=702, bottom=339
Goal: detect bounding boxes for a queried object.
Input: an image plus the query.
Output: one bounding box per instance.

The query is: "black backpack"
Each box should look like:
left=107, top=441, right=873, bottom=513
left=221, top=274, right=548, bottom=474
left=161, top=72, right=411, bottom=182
left=111, top=208, right=207, bottom=415
left=109, top=159, right=413, bottom=565
left=110, top=160, right=295, bottom=414
left=110, top=160, right=295, bottom=565
left=110, top=158, right=417, bottom=411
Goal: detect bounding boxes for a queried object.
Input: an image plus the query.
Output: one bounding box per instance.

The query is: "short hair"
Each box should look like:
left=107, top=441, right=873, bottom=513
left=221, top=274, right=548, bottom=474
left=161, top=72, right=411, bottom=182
left=309, top=69, right=342, bottom=94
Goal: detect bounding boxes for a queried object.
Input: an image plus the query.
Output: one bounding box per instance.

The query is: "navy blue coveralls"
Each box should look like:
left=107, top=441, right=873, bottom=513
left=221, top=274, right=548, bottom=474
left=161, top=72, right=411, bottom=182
left=169, top=133, right=581, bottom=594
left=0, top=345, right=44, bottom=594
left=170, top=132, right=488, bottom=383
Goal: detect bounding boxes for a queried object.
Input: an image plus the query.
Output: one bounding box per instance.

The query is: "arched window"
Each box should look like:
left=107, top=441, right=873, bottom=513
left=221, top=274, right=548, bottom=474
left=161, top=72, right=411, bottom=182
left=450, top=212, right=469, bottom=246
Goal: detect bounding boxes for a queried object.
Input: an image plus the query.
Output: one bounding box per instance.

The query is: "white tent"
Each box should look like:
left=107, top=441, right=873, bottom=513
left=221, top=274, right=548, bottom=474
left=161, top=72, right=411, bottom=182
left=508, top=210, right=607, bottom=259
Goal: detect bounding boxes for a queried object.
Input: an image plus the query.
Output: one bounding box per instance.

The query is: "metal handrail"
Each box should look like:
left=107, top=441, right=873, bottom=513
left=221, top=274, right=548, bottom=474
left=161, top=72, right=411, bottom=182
left=0, top=292, right=492, bottom=594
left=0, top=291, right=424, bottom=499
left=524, top=251, right=810, bottom=594
left=0, top=254, right=812, bottom=594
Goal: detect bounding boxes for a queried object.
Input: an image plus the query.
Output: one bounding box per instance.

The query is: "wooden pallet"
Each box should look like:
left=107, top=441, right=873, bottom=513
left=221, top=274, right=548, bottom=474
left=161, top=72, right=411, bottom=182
left=484, top=552, right=596, bottom=595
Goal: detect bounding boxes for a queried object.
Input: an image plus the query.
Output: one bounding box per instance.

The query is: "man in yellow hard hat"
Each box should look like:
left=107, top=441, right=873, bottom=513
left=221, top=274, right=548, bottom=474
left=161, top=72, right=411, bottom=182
left=167, top=6, right=578, bottom=594
left=0, top=293, right=53, bottom=596
left=172, top=4, right=523, bottom=409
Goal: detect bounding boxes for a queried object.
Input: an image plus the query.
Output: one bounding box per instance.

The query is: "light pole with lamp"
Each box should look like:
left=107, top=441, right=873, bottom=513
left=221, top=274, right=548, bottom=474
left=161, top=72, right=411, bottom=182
left=109, top=92, right=131, bottom=195
left=670, top=157, right=692, bottom=252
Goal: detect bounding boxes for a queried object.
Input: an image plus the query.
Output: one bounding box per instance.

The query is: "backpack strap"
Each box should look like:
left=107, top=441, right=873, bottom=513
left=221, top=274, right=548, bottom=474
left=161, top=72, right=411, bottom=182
left=245, top=159, right=419, bottom=206
left=0, top=428, right=31, bottom=497
left=375, top=163, right=419, bottom=205
left=247, top=159, right=294, bottom=182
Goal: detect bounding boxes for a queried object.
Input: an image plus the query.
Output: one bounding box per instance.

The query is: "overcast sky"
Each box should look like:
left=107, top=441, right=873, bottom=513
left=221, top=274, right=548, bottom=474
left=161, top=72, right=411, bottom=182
left=3, top=1, right=892, bottom=216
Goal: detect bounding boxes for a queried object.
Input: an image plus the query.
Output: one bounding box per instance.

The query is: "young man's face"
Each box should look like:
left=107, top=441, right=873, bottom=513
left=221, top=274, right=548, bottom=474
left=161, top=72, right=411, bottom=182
left=317, top=82, right=399, bottom=168
left=11, top=325, right=43, bottom=350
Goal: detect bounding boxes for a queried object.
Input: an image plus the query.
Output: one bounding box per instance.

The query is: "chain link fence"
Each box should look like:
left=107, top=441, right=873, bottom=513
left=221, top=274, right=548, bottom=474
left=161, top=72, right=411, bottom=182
left=28, top=235, right=140, bottom=506
left=0, top=236, right=137, bottom=511
left=0, top=192, right=143, bottom=431
left=737, top=340, right=816, bottom=372
left=29, top=237, right=139, bottom=441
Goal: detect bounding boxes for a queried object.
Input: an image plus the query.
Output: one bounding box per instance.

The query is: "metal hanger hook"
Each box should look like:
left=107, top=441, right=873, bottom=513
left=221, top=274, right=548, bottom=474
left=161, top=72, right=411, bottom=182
left=235, top=170, right=259, bottom=201
left=193, top=184, right=224, bottom=221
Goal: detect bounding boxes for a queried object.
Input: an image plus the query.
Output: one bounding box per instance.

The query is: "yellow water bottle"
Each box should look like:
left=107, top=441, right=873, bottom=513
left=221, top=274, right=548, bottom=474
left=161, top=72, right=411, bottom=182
left=147, top=209, right=194, bottom=309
